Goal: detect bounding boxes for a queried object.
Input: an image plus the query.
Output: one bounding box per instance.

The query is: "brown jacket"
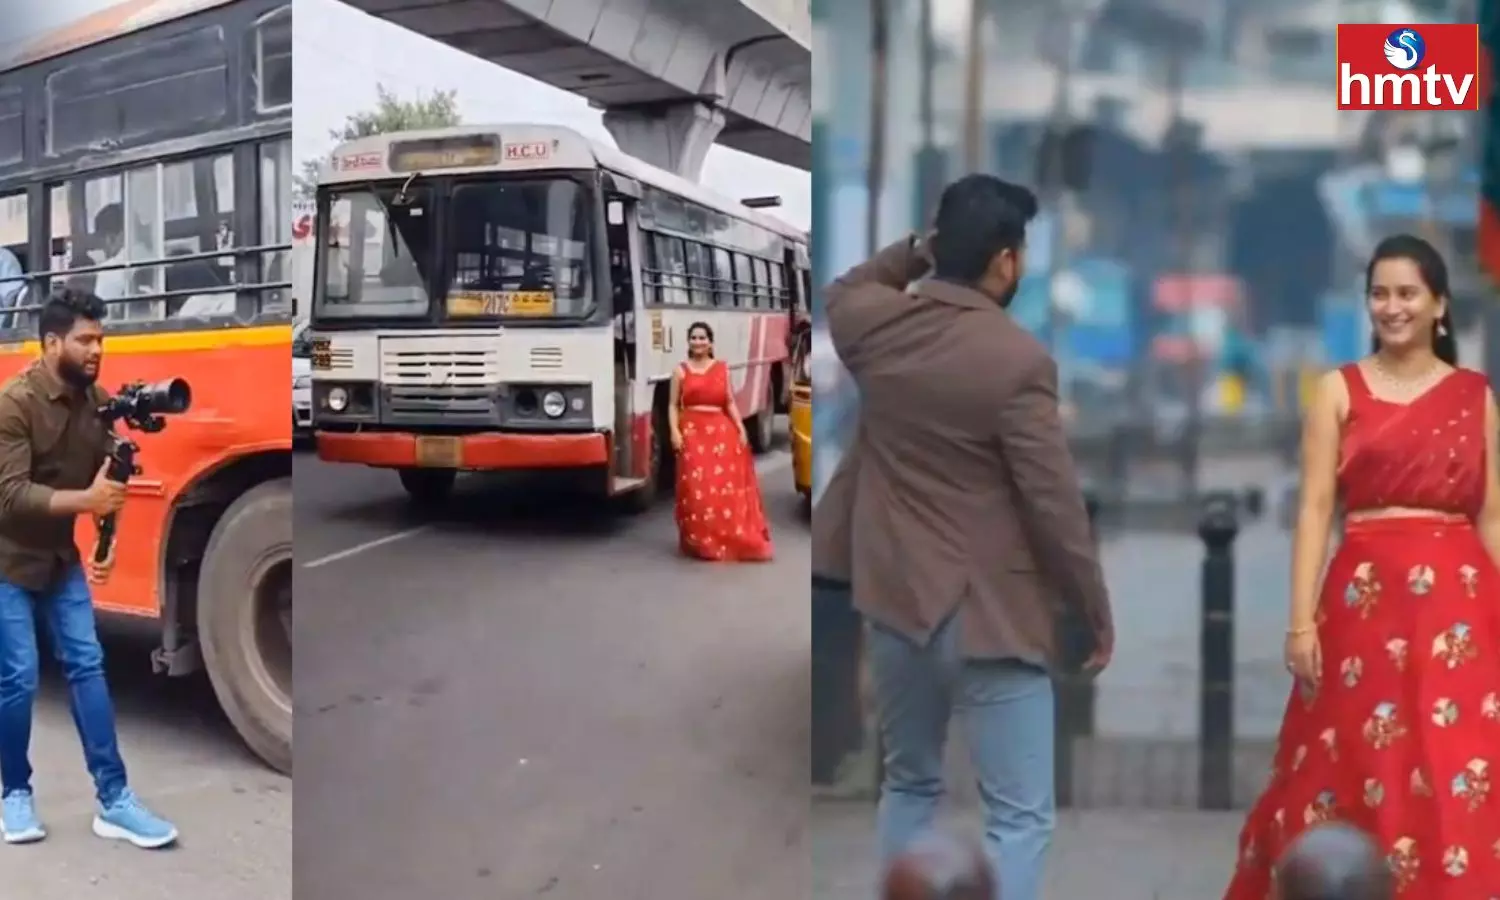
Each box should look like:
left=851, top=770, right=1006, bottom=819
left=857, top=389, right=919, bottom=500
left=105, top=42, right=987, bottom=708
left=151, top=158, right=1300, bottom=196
left=0, top=361, right=110, bottom=592
left=817, top=236, right=1112, bottom=666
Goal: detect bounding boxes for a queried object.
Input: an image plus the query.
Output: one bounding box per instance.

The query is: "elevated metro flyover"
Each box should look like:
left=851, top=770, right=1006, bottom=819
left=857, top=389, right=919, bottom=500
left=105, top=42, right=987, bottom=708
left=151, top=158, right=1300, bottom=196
left=343, top=0, right=811, bottom=180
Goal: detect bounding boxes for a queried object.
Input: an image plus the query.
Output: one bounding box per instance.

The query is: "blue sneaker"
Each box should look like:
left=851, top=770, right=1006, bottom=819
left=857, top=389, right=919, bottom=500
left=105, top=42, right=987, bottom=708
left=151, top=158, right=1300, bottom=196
left=92, top=790, right=177, bottom=849
left=2, top=790, right=46, bottom=844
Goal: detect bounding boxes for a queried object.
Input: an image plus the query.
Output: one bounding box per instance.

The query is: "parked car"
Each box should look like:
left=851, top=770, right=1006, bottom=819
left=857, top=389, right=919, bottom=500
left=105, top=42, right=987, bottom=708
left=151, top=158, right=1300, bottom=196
left=292, top=321, right=312, bottom=446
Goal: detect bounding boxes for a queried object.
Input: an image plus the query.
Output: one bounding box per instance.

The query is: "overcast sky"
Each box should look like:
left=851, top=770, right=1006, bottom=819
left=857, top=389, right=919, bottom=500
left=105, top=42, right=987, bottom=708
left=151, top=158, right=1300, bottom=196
left=294, top=0, right=810, bottom=228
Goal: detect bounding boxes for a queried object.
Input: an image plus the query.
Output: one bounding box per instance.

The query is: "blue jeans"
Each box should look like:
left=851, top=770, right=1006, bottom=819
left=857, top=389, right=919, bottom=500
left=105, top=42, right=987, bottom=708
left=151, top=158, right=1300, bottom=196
left=866, top=615, right=1055, bottom=900
left=0, top=565, right=127, bottom=805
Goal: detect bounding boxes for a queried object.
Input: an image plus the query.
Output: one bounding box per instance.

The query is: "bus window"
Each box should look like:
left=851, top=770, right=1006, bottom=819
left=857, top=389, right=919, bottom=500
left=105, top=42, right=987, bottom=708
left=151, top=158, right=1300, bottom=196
left=254, top=6, right=292, bottom=114
left=711, top=246, right=734, bottom=307
left=0, top=87, right=21, bottom=168
left=683, top=241, right=713, bottom=307
left=768, top=261, right=786, bottom=310
left=653, top=235, right=688, bottom=306
left=751, top=258, right=771, bottom=309
left=318, top=185, right=433, bottom=319
left=731, top=252, right=753, bottom=307
left=46, top=25, right=230, bottom=157
left=49, top=153, right=237, bottom=323
left=643, top=236, right=662, bottom=305
left=0, top=192, right=26, bottom=329
left=259, top=140, right=293, bottom=314
left=447, top=180, right=592, bottom=317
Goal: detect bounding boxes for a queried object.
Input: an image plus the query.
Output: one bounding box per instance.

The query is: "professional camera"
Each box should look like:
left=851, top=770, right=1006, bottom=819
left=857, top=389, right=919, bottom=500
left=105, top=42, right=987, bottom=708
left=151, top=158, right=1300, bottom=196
left=93, top=378, right=193, bottom=564
left=98, top=378, right=192, bottom=432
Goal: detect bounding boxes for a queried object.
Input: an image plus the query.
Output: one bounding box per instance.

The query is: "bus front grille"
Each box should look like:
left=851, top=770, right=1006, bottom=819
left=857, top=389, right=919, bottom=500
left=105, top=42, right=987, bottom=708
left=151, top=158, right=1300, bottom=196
left=382, top=386, right=496, bottom=423
left=379, top=347, right=498, bottom=387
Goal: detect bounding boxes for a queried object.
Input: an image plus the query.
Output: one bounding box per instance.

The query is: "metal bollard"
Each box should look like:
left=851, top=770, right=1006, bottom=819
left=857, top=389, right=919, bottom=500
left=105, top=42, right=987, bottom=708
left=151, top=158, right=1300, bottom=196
left=1054, top=491, right=1101, bottom=808
left=1197, top=491, right=1240, bottom=810
left=812, top=575, right=866, bottom=784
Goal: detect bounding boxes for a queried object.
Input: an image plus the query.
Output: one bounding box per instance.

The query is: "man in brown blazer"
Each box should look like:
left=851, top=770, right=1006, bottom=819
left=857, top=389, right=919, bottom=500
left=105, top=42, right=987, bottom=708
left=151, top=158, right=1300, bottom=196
left=817, top=174, right=1112, bottom=900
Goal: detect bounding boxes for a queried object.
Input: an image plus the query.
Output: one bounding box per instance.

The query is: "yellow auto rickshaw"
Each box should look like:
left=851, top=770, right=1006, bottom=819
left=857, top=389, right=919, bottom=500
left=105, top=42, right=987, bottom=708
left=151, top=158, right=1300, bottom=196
left=789, top=324, right=812, bottom=511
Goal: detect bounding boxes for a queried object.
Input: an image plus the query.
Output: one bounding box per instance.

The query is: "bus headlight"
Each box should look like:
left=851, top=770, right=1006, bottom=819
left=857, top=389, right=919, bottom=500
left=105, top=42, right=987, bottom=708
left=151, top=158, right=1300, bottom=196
left=327, top=386, right=349, bottom=412
left=541, top=390, right=567, bottom=418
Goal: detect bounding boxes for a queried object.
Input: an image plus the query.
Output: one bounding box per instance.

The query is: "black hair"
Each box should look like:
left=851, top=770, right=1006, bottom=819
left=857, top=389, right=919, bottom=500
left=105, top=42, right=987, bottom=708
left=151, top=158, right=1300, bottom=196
left=1365, top=233, right=1457, bottom=366
left=38, top=287, right=107, bottom=342
left=94, top=203, right=123, bottom=237
left=687, top=321, right=714, bottom=357
left=929, top=174, right=1039, bottom=284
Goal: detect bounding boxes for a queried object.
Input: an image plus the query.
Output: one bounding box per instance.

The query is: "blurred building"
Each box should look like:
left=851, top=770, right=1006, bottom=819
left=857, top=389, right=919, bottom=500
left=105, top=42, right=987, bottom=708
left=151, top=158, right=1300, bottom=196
left=814, top=0, right=1480, bottom=462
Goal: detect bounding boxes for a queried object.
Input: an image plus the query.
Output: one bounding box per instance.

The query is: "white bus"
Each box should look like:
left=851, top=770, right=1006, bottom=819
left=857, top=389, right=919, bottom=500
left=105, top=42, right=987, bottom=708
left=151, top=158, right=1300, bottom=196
left=308, top=124, right=810, bottom=509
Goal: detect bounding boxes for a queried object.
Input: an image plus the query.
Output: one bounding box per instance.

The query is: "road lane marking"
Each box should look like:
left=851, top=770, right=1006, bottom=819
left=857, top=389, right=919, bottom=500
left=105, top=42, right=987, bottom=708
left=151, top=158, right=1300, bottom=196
left=301, top=526, right=431, bottom=569
left=303, top=452, right=790, bottom=569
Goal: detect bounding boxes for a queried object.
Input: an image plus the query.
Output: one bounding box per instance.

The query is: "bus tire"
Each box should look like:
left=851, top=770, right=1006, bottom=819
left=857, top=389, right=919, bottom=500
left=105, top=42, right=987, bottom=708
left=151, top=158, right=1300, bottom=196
left=399, top=468, right=455, bottom=507
left=619, top=403, right=668, bottom=515
left=748, top=376, right=775, bottom=454
left=199, top=477, right=292, bottom=775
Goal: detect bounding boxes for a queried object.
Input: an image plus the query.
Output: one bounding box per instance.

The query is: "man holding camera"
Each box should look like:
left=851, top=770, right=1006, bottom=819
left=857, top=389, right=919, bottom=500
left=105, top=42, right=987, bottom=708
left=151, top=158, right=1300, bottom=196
left=0, top=288, right=178, bottom=848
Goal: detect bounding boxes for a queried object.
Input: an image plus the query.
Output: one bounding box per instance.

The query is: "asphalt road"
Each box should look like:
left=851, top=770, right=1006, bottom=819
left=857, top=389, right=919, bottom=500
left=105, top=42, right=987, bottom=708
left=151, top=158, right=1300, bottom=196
left=9, top=622, right=291, bottom=898
left=293, top=423, right=809, bottom=900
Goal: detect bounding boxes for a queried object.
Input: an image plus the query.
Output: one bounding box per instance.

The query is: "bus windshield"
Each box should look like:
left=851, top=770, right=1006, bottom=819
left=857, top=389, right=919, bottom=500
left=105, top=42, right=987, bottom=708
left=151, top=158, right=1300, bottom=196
left=445, top=178, right=593, bottom=319
left=316, top=184, right=435, bottom=319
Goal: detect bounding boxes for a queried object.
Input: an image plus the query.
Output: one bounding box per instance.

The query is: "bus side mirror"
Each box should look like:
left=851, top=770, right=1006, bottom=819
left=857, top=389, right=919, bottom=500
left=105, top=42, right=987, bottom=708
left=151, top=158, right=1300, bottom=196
left=606, top=200, right=624, bottom=226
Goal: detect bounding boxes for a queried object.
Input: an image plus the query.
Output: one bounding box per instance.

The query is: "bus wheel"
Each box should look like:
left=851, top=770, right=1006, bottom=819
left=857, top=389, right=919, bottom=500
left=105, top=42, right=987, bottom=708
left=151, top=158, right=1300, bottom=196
left=399, top=468, right=455, bottom=507
left=199, top=477, right=292, bottom=775
left=748, top=377, right=775, bottom=454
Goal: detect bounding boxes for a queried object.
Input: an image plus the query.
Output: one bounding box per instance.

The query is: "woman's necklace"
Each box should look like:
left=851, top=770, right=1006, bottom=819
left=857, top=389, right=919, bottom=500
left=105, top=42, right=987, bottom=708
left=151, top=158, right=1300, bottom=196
left=1367, top=354, right=1445, bottom=402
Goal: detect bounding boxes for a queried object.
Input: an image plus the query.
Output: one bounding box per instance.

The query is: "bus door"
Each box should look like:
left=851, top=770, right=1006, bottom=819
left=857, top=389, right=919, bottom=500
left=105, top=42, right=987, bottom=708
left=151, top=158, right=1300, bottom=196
left=603, top=190, right=645, bottom=483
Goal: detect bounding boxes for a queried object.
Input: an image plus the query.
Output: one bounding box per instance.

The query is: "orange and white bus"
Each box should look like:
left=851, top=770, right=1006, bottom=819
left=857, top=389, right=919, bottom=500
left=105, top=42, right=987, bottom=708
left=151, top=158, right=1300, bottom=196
left=0, top=0, right=293, bottom=773
left=309, top=124, right=810, bottom=510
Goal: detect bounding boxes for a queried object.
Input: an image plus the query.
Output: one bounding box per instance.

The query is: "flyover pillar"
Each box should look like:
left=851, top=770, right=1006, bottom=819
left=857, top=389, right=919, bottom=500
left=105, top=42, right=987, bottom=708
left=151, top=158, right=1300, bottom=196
left=602, top=100, right=726, bottom=182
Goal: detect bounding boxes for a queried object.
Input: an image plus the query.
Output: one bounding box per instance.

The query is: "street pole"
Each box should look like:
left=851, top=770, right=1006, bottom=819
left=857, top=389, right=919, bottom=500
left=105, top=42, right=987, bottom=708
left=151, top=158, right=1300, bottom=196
left=915, top=0, right=939, bottom=222
left=867, top=0, right=889, bottom=256
left=963, top=0, right=984, bottom=171
left=1043, top=14, right=1077, bottom=374
left=1167, top=45, right=1202, bottom=498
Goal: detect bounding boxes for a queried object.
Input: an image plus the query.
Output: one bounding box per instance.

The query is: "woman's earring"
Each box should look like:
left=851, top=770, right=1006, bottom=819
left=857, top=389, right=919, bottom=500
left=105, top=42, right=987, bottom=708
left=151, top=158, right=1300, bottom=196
left=1438, top=322, right=1448, bottom=336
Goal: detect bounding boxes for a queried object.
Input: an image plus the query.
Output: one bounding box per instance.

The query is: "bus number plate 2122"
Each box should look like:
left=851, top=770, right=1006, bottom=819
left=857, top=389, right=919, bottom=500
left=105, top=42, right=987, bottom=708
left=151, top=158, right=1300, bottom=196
left=414, top=436, right=462, bottom=468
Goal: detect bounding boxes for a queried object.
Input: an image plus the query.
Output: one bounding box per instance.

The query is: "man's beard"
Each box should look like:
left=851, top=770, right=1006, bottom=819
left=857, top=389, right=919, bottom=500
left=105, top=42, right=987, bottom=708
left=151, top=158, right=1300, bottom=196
left=58, top=356, right=98, bottom=387
left=996, top=280, right=1020, bottom=308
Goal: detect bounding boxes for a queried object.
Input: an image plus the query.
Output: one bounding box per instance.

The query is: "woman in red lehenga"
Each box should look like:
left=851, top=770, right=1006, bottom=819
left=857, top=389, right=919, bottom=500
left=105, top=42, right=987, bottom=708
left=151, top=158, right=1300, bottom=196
left=1224, top=234, right=1500, bottom=899
left=669, top=321, right=773, bottom=561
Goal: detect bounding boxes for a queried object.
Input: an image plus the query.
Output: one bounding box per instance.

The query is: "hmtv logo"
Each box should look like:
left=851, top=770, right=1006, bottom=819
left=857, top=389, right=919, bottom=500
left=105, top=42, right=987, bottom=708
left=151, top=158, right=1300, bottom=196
left=1336, top=24, right=1481, bottom=110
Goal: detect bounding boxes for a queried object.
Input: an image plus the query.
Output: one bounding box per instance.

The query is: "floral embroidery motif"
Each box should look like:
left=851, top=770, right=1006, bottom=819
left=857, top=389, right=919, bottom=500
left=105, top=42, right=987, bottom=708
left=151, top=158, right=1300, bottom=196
left=1407, top=564, right=1435, bottom=595
left=1363, top=702, right=1407, bottom=749
left=1303, top=790, right=1336, bottom=826
left=1452, top=759, right=1491, bottom=812
left=1410, top=767, right=1433, bottom=798
left=1388, top=837, right=1420, bottom=891
left=1386, top=638, right=1409, bottom=672
left=1431, top=623, right=1478, bottom=669
left=1431, top=697, right=1459, bottom=727
left=1345, top=562, right=1382, bottom=616
left=1341, top=656, right=1364, bottom=688
left=1459, top=563, right=1479, bottom=597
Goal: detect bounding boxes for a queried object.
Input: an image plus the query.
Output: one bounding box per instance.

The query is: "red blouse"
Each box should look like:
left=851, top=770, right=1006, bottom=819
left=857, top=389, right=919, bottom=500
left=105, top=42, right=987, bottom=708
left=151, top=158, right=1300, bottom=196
left=1337, top=365, right=1489, bottom=518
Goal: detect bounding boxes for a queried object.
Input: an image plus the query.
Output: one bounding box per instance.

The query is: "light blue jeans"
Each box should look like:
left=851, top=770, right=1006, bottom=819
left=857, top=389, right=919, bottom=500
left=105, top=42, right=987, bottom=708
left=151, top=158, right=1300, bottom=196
left=0, top=566, right=128, bottom=805
left=866, top=614, right=1055, bottom=900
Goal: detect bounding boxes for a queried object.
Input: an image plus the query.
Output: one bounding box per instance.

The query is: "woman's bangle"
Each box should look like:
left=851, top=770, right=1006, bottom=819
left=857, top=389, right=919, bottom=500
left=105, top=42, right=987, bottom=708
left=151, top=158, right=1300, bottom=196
left=1286, top=624, right=1316, bottom=637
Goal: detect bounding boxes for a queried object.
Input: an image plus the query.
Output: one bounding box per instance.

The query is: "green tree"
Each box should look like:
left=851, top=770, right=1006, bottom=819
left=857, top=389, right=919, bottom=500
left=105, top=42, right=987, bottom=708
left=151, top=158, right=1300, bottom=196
left=295, top=84, right=463, bottom=197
